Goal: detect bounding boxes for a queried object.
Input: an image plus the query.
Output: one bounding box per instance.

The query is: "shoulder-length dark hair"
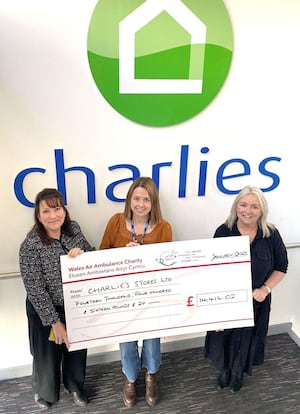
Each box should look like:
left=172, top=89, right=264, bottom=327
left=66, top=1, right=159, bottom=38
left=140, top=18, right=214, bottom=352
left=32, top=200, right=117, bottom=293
left=124, top=177, right=163, bottom=225
left=29, top=188, right=73, bottom=244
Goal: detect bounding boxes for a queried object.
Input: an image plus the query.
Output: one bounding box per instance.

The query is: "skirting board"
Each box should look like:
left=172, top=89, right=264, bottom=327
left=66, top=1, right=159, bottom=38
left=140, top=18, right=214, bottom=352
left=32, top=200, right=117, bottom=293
left=0, top=322, right=294, bottom=381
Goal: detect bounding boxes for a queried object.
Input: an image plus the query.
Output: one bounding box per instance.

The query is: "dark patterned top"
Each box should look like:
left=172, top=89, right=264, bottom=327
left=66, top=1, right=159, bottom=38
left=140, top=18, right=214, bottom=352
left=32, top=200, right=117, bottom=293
left=19, top=221, right=93, bottom=326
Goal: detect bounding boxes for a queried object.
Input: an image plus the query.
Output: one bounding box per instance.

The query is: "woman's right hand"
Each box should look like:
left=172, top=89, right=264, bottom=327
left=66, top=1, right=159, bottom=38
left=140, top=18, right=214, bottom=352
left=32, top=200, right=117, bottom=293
left=52, top=321, right=70, bottom=349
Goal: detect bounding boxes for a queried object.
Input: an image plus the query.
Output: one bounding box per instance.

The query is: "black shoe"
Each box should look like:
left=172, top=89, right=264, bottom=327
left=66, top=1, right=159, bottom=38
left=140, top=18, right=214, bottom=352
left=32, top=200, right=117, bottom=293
left=34, top=393, right=51, bottom=409
left=72, top=390, right=88, bottom=407
left=230, top=377, right=243, bottom=393
left=217, top=369, right=230, bottom=390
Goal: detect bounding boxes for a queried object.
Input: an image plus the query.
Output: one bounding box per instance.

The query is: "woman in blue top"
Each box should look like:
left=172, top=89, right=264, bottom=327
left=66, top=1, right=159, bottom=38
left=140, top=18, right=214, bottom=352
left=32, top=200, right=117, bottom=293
left=205, top=185, right=288, bottom=393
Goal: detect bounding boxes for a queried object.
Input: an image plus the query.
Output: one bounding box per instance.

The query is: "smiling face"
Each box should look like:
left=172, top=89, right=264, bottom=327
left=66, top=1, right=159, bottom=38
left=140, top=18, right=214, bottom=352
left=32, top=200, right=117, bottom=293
left=236, top=194, right=262, bottom=228
left=38, top=199, right=66, bottom=239
left=130, top=187, right=152, bottom=220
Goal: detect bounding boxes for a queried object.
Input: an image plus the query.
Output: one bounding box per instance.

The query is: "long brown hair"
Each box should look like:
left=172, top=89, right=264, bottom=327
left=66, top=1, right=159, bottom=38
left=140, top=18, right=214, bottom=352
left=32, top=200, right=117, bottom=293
left=29, top=188, right=73, bottom=244
left=124, top=177, right=163, bottom=225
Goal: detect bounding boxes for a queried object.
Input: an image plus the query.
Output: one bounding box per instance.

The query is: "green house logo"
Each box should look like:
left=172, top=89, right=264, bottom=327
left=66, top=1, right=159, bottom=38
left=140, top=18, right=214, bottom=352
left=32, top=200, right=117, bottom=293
left=87, top=0, right=233, bottom=127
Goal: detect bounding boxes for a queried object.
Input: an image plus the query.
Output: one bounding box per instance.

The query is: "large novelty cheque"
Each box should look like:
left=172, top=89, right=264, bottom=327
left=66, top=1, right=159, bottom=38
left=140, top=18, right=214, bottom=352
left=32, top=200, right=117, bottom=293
left=61, top=236, right=254, bottom=351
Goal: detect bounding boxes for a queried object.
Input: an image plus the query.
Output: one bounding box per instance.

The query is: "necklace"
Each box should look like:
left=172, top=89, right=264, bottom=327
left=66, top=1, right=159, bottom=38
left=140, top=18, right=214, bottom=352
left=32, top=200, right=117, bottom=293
left=130, top=218, right=150, bottom=245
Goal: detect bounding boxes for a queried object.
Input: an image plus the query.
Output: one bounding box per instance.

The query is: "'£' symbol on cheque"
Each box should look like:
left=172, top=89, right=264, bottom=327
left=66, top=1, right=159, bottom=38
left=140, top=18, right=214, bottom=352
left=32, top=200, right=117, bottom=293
left=187, top=296, right=194, bottom=306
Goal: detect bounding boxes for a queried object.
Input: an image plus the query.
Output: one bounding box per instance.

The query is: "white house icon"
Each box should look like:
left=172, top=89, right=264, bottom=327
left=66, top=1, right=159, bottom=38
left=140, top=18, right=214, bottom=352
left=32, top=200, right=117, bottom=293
left=119, top=0, right=207, bottom=94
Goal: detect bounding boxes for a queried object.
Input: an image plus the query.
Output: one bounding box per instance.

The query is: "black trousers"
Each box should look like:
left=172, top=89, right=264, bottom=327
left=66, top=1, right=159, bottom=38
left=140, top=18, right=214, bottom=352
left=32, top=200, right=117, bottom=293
left=26, top=298, right=87, bottom=403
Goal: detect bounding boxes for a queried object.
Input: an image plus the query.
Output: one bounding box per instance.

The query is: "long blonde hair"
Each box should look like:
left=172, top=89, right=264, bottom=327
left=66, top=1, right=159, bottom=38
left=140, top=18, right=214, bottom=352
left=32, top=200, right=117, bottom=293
left=225, top=185, right=275, bottom=238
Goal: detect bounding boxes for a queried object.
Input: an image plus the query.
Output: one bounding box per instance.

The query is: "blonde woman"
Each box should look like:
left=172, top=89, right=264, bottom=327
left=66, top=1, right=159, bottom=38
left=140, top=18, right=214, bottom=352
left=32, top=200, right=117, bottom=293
left=205, top=185, right=288, bottom=393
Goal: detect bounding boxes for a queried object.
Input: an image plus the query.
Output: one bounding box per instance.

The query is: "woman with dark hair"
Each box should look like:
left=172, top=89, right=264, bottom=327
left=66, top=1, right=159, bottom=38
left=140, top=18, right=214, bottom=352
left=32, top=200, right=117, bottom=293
left=99, top=177, right=172, bottom=408
left=19, top=188, right=94, bottom=409
left=205, top=185, right=288, bottom=393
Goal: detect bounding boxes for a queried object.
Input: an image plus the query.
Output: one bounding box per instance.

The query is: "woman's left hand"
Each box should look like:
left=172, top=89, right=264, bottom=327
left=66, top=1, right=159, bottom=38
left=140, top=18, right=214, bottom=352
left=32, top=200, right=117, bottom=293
left=126, top=241, right=139, bottom=247
left=68, top=247, right=84, bottom=257
left=52, top=321, right=70, bottom=349
left=252, top=286, right=268, bottom=302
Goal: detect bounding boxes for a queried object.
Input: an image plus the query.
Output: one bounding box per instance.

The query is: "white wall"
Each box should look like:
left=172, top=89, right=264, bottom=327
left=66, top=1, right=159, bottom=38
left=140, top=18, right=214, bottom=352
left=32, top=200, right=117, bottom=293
left=1, top=0, right=300, bottom=275
left=286, top=248, right=300, bottom=338
left=1, top=0, right=300, bottom=379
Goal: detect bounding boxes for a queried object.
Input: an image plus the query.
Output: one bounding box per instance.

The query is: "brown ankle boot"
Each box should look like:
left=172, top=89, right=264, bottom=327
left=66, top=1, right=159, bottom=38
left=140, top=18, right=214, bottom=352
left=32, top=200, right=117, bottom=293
left=145, top=371, right=159, bottom=406
left=122, top=378, right=136, bottom=407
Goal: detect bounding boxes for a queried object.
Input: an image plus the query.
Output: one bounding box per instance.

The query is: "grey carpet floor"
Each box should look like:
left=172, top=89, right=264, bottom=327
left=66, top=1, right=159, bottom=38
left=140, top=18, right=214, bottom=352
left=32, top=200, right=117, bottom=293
left=1, top=333, right=300, bottom=413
